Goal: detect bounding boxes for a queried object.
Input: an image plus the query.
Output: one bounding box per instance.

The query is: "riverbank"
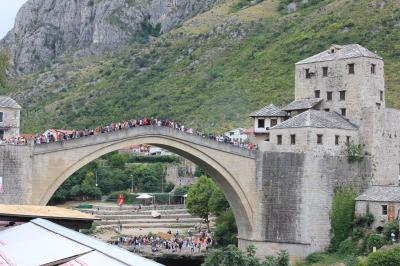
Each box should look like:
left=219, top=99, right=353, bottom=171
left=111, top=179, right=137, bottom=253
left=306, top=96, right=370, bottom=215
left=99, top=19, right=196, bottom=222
left=130, top=245, right=206, bottom=266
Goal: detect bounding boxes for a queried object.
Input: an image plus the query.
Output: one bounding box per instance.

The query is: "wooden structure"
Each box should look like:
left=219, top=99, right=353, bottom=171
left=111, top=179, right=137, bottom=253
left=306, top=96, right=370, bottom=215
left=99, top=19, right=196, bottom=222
left=0, top=204, right=98, bottom=230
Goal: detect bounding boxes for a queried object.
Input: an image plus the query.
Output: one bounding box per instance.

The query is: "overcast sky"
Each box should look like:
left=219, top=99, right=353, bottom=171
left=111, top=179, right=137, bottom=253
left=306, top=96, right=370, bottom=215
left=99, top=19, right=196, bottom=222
left=0, top=0, right=28, bottom=39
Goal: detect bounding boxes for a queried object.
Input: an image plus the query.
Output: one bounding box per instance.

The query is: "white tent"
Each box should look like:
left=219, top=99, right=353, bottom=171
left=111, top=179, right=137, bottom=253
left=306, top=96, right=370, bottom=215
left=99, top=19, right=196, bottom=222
left=136, top=193, right=153, bottom=199
left=183, top=194, right=188, bottom=198
left=0, top=218, right=163, bottom=266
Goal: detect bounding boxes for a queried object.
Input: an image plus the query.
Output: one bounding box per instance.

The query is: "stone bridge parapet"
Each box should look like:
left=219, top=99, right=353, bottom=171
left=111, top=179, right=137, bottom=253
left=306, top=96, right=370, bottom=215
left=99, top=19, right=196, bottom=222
left=32, top=126, right=257, bottom=159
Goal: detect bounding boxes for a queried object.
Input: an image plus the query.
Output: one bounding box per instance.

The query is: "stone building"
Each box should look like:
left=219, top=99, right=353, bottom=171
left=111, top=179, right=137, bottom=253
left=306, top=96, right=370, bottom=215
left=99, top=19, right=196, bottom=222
left=248, top=44, right=400, bottom=252
left=0, top=96, right=21, bottom=140
left=250, top=44, right=400, bottom=186
left=355, top=186, right=400, bottom=230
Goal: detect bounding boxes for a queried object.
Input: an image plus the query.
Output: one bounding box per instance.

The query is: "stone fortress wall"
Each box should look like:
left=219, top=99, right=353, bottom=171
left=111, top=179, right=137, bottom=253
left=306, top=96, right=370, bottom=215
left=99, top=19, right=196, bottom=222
left=366, top=107, right=400, bottom=185
left=0, top=107, right=20, bottom=139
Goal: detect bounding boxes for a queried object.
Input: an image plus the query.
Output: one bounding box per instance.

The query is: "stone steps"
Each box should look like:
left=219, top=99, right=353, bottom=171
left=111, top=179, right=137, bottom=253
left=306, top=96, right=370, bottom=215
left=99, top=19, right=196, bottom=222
left=80, top=208, right=189, bottom=216
left=96, top=217, right=204, bottom=226
left=97, top=223, right=195, bottom=229
left=95, top=213, right=194, bottom=220
left=89, top=204, right=186, bottom=211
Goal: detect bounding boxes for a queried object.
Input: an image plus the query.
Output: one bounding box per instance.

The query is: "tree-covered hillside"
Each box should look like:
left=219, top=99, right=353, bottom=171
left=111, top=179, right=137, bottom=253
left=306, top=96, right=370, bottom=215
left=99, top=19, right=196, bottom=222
left=2, top=0, right=400, bottom=134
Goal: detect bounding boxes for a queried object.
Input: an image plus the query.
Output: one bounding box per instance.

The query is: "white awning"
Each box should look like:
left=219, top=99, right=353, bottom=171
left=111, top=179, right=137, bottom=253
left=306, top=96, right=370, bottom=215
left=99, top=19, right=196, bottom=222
left=136, top=193, right=153, bottom=199
left=0, top=222, right=92, bottom=266
left=0, top=218, right=163, bottom=266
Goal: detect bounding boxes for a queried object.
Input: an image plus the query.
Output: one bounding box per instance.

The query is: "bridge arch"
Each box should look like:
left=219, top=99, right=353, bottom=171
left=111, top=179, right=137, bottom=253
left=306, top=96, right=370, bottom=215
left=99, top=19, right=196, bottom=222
left=32, top=128, right=256, bottom=237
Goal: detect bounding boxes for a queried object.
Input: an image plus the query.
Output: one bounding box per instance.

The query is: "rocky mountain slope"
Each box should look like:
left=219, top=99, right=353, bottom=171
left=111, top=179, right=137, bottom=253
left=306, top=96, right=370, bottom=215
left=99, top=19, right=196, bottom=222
left=1, top=0, right=400, bottom=134
left=0, top=0, right=221, bottom=75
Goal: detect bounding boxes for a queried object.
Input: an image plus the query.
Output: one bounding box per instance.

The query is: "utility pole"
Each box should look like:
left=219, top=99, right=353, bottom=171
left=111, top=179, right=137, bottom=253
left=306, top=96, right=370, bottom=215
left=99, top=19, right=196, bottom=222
left=130, top=174, right=133, bottom=193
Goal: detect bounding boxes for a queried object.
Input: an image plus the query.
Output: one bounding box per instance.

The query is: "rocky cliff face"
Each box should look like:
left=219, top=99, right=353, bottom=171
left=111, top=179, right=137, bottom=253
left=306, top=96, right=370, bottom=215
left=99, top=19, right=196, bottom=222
left=0, top=0, right=220, bottom=75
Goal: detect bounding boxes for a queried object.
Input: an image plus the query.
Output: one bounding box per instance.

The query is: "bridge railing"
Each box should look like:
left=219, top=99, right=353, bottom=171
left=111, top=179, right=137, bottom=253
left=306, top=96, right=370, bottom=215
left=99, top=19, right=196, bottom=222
left=32, top=125, right=257, bottom=158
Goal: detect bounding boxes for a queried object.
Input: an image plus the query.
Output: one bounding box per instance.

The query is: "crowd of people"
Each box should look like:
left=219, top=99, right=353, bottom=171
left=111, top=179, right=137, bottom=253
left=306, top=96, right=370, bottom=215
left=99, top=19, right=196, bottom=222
left=1, top=117, right=256, bottom=150
left=114, top=228, right=213, bottom=254
left=0, top=136, right=28, bottom=145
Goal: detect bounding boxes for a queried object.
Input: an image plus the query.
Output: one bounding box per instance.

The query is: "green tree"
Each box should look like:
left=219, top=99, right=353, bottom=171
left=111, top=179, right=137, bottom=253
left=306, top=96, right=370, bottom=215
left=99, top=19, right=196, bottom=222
left=329, top=187, right=357, bottom=251
left=209, top=187, right=230, bottom=216
left=213, top=209, right=238, bottom=247
left=187, top=176, right=216, bottom=232
left=110, top=153, right=129, bottom=168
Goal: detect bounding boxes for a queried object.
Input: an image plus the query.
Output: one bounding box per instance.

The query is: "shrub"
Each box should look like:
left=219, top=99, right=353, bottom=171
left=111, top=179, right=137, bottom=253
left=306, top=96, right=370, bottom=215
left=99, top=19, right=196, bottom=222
left=346, top=143, right=364, bottom=162
left=365, top=234, right=386, bottom=253
left=363, top=247, right=400, bottom=266
left=338, top=239, right=357, bottom=255
left=382, top=220, right=399, bottom=241
left=352, top=227, right=365, bottom=240
left=354, top=213, right=374, bottom=228
left=275, top=250, right=290, bottom=266
left=305, top=253, right=324, bottom=263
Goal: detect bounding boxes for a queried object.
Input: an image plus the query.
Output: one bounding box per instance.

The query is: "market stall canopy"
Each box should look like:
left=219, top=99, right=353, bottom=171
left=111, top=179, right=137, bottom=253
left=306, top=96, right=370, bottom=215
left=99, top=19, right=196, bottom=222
left=0, top=218, right=163, bottom=266
left=136, top=194, right=153, bottom=199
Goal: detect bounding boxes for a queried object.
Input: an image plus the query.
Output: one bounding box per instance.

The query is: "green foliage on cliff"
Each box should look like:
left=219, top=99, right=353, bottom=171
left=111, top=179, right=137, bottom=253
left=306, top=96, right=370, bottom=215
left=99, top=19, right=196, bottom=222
left=4, top=0, right=400, bottom=135
left=0, top=51, right=8, bottom=89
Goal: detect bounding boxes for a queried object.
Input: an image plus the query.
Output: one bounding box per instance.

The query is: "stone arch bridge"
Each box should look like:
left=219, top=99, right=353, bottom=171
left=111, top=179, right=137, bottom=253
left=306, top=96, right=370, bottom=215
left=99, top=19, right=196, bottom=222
left=0, top=126, right=368, bottom=259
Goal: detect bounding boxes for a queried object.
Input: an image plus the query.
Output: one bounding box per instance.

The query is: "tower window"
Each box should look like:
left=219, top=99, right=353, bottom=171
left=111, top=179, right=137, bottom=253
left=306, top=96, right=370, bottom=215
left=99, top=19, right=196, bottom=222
left=348, top=63, right=355, bottom=74
left=380, top=90, right=384, bottom=101
left=340, top=91, right=346, bottom=101
left=327, top=91, right=332, bottom=101
left=382, top=205, right=388, bottom=215
left=341, top=108, right=347, bottom=116
left=324, top=108, right=330, bottom=112
left=335, top=135, right=339, bottom=145
left=315, top=90, right=320, bottom=98
left=265, top=133, right=270, bottom=142
left=376, top=103, right=381, bottom=109
left=0, top=112, right=3, bottom=122
left=346, top=136, right=351, bottom=144
left=322, top=67, right=328, bottom=77
left=0, top=130, right=3, bottom=140
left=317, top=134, right=323, bottom=144
left=277, top=135, right=282, bottom=145
left=371, top=64, right=376, bottom=74
left=257, top=119, right=265, bottom=128
left=270, top=119, right=278, bottom=127
left=305, top=68, right=311, bottom=79
left=290, top=134, right=296, bottom=145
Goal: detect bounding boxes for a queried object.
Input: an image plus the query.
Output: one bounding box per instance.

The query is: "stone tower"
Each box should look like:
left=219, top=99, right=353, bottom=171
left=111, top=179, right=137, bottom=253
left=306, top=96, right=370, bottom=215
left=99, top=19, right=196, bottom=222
left=295, top=44, right=385, bottom=126
left=0, top=96, right=21, bottom=140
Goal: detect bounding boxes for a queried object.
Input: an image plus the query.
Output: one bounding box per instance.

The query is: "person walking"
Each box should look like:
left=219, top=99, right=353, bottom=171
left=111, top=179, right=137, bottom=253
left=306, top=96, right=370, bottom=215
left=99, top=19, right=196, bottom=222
left=190, top=241, right=195, bottom=254
left=197, top=240, right=202, bottom=253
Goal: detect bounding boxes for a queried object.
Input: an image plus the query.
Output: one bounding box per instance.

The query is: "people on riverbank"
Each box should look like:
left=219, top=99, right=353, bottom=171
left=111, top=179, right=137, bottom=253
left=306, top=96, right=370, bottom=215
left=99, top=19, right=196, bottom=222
left=115, top=230, right=213, bottom=255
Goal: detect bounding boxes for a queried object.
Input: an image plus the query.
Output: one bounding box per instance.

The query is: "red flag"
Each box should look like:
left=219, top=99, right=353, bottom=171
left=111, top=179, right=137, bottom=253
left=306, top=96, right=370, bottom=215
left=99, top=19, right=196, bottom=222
left=118, top=194, right=124, bottom=206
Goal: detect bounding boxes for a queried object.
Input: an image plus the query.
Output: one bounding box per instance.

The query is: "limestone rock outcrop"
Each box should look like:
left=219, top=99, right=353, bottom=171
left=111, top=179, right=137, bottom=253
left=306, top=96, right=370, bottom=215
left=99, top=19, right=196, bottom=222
left=0, top=0, right=220, bottom=75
